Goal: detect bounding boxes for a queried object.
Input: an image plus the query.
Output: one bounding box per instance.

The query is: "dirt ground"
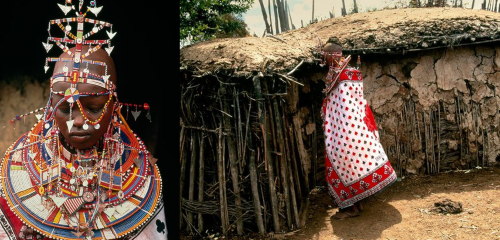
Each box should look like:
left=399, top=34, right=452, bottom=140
left=181, top=165, right=500, bottom=240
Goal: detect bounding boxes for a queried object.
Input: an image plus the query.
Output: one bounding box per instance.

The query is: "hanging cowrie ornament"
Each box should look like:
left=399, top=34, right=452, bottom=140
left=94, top=123, right=100, bottom=129
left=66, top=24, right=72, bottom=31
left=70, top=178, right=76, bottom=185
left=92, top=24, right=98, bottom=33
left=82, top=179, right=88, bottom=187
left=45, top=123, right=50, bottom=129
left=83, top=120, right=89, bottom=130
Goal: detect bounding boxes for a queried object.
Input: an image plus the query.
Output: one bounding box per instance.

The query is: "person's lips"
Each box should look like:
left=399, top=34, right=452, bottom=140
left=69, top=131, right=91, bottom=143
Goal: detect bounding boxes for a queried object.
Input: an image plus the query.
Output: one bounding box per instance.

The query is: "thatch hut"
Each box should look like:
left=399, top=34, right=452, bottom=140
left=179, top=7, right=500, bottom=236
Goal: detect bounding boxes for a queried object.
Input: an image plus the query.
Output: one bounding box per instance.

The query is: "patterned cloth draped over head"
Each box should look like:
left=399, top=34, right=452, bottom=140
left=321, top=37, right=397, bottom=209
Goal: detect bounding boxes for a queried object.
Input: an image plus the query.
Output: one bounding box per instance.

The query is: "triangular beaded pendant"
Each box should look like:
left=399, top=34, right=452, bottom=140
left=66, top=119, right=74, bottom=132
left=131, top=110, right=141, bottom=121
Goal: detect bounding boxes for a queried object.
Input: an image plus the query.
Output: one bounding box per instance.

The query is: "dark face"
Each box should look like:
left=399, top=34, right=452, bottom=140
left=52, top=82, right=115, bottom=150
left=50, top=47, right=117, bottom=150
left=324, top=43, right=343, bottom=67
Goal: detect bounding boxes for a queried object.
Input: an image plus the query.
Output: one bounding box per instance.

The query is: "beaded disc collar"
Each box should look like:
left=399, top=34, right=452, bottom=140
left=1, top=111, right=163, bottom=239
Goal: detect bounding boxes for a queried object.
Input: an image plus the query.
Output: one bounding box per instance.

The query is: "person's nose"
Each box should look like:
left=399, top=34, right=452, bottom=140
left=71, top=105, right=86, bottom=128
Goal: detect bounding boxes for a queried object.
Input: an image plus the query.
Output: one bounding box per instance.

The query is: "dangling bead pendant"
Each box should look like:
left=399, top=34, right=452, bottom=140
left=83, top=120, right=89, bottom=130
left=94, top=123, right=100, bottom=130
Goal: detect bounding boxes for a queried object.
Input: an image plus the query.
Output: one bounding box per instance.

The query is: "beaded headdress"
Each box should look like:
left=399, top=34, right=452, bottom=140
left=316, top=37, right=353, bottom=94
left=9, top=0, right=151, bottom=128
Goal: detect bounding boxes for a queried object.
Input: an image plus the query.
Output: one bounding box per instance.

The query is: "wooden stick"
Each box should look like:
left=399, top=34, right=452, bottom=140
left=197, top=132, right=205, bottom=232
left=253, top=72, right=281, bottom=233
left=276, top=73, right=304, bottom=86
left=247, top=128, right=265, bottom=233
left=220, top=85, right=244, bottom=235
left=287, top=60, right=304, bottom=75
left=283, top=106, right=300, bottom=229
left=218, top=125, right=229, bottom=233
left=235, top=87, right=245, bottom=173
left=242, top=99, right=252, bottom=170
left=423, top=110, right=430, bottom=174
left=272, top=96, right=292, bottom=229
left=311, top=100, right=318, bottom=188
left=287, top=123, right=303, bottom=202
left=437, top=101, right=441, bottom=173
left=187, top=132, right=197, bottom=231
left=292, top=115, right=310, bottom=190
left=179, top=126, right=187, bottom=229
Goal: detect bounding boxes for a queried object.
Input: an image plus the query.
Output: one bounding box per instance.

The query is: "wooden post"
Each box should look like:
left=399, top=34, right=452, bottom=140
left=247, top=121, right=266, bottom=233
left=187, top=132, right=197, bottom=231
left=272, top=96, right=292, bottom=229
left=283, top=108, right=300, bottom=228
left=218, top=126, right=229, bottom=233
left=197, top=133, right=205, bottom=232
left=179, top=126, right=187, bottom=229
left=253, top=73, right=280, bottom=233
left=220, top=85, right=244, bottom=235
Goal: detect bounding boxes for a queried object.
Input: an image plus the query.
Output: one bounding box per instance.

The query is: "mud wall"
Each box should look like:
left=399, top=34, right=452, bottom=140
left=305, top=44, right=500, bottom=179
left=0, top=76, right=50, bottom=155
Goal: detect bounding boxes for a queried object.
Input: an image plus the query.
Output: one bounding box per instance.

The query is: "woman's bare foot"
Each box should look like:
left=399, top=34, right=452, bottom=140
left=332, top=204, right=360, bottom=220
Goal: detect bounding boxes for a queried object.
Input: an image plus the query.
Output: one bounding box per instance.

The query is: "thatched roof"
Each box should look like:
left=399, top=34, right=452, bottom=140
left=180, top=7, right=500, bottom=76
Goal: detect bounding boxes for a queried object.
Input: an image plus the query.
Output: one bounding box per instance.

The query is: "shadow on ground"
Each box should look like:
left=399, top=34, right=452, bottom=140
left=328, top=200, right=402, bottom=240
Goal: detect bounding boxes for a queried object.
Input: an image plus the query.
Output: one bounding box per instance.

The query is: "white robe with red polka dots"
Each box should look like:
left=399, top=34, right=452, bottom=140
left=322, top=66, right=397, bottom=209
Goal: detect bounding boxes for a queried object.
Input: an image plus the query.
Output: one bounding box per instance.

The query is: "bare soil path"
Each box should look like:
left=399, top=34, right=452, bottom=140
left=182, top=165, right=500, bottom=240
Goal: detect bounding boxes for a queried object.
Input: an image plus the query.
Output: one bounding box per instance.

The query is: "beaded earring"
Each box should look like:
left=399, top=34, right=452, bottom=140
left=122, top=103, right=152, bottom=122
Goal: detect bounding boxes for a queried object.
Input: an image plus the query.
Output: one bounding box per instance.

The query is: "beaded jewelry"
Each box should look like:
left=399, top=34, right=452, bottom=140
left=1, top=1, right=162, bottom=239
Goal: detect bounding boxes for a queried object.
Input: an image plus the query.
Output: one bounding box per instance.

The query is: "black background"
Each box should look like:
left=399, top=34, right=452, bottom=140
left=0, top=1, right=179, bottom=239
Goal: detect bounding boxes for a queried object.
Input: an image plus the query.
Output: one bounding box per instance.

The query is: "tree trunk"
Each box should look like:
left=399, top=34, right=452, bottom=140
left=273, top=0, right=280, bottom=34
left=341, top=0, right=347, bottom=16
left=268, top=0, right=273, bottom=34
left=353, top=0, right=358, bottom=13
left=287, top=2, right=295, bottom=30
left=312, top=0, right=315, bottom=22
left=276, top=0, right=287, bottom=32
left=284, top=0, right=290, bottom=30
left=258, top=0, right=272, bottom=34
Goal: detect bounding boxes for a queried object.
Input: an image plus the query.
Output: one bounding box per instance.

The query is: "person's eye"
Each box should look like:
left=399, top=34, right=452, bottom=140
left=58, top=108, right=70, bottom=114
left=88, top=108, right=103, bottom=113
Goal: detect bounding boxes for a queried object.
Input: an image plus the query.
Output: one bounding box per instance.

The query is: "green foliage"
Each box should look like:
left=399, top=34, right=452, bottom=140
left=180, top=0, right=253, bottom=46
left=214, top=14, right=250, bottom=39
